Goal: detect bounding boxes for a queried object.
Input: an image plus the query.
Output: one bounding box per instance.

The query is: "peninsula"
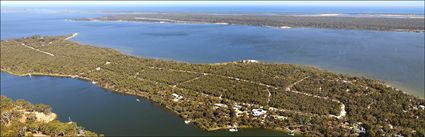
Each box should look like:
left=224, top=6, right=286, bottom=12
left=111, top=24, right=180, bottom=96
left=0, top=96, right=98, bottom=136
left=75, top=13, right=425, bottom=32
left=1, top=35, right=424, bottom=136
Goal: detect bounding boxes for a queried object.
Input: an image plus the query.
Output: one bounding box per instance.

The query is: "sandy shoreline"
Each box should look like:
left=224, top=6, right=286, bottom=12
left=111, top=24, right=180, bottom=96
left=74, top=12, right=425, bottom=33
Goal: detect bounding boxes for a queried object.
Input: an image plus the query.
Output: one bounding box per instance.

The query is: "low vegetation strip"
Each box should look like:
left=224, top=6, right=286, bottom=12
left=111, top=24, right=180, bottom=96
left=1, top=35, right=424, bottom=136
left=77, top=13, right=425, bottom=32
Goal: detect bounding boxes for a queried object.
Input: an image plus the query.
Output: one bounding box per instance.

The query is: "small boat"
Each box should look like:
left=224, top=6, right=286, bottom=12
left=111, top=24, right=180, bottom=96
left=288, top=130, right=295, bottom=136
left=229, top=128, right=238, bottom=132
left=91, top=81, right=96, bottom=84
left=68, top=116, right=73, bottom=123
left=184, top=120, right=190, bottom=124
left=136, top=99, right=140, bottom=102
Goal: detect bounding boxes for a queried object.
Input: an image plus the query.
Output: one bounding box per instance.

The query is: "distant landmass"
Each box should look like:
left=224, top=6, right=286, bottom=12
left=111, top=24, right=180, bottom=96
left=1, top=35, right=424, bottom=136
left=75, top=13, right=425, bottom=32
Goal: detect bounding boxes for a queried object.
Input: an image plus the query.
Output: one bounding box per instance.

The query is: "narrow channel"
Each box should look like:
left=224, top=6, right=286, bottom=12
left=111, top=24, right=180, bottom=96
left=0, top=72, right=289, bottom=136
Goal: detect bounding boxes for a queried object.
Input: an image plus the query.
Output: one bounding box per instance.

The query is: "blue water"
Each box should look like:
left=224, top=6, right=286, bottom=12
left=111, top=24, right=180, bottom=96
left=0, top=73, right=286, bottom=136
left=2, top=5, right=424, bottom=14
left=0, top=5, right=424, bottom=135
left=2, top=10, right=424, bottom=97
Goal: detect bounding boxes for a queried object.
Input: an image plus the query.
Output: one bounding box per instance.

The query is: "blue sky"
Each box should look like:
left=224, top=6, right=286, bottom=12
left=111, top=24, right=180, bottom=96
left=2, top=1, right=424, bottom=7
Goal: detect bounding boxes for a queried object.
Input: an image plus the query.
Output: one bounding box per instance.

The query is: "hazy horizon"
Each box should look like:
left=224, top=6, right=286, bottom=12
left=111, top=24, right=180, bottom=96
left=2, top=1, right=424, bottom=7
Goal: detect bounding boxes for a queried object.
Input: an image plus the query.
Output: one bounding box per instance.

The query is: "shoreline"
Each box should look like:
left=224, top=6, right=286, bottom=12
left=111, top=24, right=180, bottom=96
left=71, top=19, right=425, bottom=33
left=0, top=70, right=298, bottom=135
left=11, top=32, right=419, bottom=98
left=1, top=46, right=422, bottom=99
left=7, top=49, right=421, bottom=99
left=2, top=35, right=424, bottom=136
left=1, top=96, right=98, bottom=136
left=73, top=12, right=425, bottom=33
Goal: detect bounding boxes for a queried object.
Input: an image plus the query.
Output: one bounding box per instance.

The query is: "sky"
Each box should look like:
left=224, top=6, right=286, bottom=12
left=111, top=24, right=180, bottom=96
left=2, top=1, right=424, bottom=7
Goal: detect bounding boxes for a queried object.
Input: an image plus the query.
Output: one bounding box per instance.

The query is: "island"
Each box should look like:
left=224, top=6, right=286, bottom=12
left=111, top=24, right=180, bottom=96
left=0, top=96, right=98, bottom=136
left=75, top=13, right=425, bottom=32
left=1, top=35, right=424, bottom=136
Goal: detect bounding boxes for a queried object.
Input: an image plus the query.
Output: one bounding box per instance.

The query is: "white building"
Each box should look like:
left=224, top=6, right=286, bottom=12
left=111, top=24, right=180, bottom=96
left=419, top=105, right=425, bottom=110
left=96, top=67, right=101, bottom=71
left=171, top=93, right=184, bottom=102
left=241, top=60, right=259, bottom=63
left=233, top=104, right=242, bottom=110
left=288, top=129, right=295, bottom=136
left=252, top=109, right=267, bottom=116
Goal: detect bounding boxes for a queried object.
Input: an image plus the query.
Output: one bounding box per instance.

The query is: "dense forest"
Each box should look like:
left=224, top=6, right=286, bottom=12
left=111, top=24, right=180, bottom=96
left=1, top=35, right=424, bottom=136
left=77, top=13, right=425, bottom=32
left=0, top=96, right=98, bottom=137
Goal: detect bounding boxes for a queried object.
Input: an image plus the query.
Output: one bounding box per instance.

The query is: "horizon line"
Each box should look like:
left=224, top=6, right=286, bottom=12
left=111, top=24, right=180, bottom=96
left=1, top=1, right=424, bottom=7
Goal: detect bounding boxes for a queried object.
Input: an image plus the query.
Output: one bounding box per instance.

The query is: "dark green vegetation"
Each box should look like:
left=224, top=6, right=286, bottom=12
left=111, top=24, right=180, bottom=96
left=0, top=96, right=98, bottom=137
left=77, top=13, right=425, bottom=32
left=1, top=35, right=424, bottom=136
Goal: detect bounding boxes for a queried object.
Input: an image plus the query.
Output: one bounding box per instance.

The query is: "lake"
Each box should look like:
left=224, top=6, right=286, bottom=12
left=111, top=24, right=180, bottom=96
left=1, top=5, right=424, bottom=136
left=0, top=72, right=287, bottom=136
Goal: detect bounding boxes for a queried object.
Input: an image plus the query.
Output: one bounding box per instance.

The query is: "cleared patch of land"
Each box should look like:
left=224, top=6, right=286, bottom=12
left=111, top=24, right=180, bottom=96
left=1, top=35, right=424, bottom=136
left=76, top=13, right=425, bottom=32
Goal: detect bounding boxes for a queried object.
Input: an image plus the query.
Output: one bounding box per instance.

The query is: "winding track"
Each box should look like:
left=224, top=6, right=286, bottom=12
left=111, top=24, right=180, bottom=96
left=136, top=64, right=346, bottom=118
left=149, top=66, right=347, bottom=119
left=17, top=33, right=347, bottom=119
left=20, top=43, right=55, bottom=56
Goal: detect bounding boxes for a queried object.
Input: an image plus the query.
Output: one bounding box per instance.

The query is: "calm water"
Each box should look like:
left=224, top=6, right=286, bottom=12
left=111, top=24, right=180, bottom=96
left=1, top=11, right=423, bottom=97
left=2, top=4, right=424, bottom=14
left=0, top=73, right=287, bottom=136
left=0, top=5, right=424, bottom=136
